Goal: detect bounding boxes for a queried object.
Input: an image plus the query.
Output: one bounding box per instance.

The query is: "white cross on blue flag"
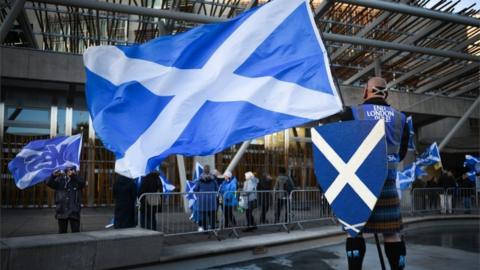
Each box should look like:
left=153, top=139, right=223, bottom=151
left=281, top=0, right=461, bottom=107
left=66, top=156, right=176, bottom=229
left=84, top=0, right=342, bottom=178
left=312, top=120, right=387, bottom=237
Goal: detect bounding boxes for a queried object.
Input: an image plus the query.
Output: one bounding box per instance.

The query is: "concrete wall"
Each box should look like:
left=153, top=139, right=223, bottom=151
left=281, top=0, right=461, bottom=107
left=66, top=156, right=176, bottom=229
left=1, top=46, right=479, bottom=119
left=0, top=228, right=164, bottom=270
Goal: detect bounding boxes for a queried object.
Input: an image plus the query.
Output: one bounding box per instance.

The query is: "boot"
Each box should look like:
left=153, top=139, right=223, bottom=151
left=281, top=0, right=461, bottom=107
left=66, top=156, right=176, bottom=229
left=384, top=241, right=406, bottom=270
left=346, top=237, right=366, bottom=270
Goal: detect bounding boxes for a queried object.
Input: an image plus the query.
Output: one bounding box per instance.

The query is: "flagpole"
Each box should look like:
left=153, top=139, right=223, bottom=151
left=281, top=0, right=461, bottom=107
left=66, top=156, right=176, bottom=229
left=176, top=155, right=189, bottom=213
left=374, top=234, right=386, bottom=270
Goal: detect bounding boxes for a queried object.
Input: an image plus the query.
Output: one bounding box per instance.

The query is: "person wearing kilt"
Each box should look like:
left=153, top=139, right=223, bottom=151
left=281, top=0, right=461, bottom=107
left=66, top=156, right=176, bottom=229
left=340, top=77, right=409, bottom=270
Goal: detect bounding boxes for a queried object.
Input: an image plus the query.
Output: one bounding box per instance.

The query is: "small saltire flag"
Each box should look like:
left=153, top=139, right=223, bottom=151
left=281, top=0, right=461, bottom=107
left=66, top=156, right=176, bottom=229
left=396, top=163, right=416, bottom=192
left=8, top=134, right=83, bottom=189
left=406, top=116, right=415, bottom=151
left=159, top=171, right=175, bottom=192
left=186, top=180, right=198, bottom=209
left=312, top=120, right=387, bottom=237
left=416, top=142, right=442, bottom=169
left=464, top=155, right=480, bottom=173
left=193, top=162, right=204, bottom=181
left=84, top=0, right=342, bottom=178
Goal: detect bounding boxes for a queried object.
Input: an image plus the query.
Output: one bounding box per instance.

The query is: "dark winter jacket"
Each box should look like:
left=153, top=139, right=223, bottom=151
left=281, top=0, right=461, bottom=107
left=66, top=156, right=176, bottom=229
left=47, top=173, right=85, bottom=220
left=194, top=174, right=218, bottom=211
left=139, top=173, right=162, bottom=212
left=113, top=175, right=137, bottom=228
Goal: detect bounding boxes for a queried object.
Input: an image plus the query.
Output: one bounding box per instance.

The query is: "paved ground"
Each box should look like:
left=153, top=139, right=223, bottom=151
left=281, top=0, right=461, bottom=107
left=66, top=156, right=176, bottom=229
left=207, top=224, right=480, bottom=270
left=2, top=207, right=479, bottom=270
left=0, top=207, right=113, bottom=237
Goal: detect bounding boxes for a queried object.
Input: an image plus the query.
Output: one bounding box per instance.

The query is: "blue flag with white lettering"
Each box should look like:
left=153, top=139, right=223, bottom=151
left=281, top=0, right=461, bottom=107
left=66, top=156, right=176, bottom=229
left=84, top=0, right=342, bottom=178
left=8, top=134, right=83, bottom=189
left=312, top=120, right=387, bottom=237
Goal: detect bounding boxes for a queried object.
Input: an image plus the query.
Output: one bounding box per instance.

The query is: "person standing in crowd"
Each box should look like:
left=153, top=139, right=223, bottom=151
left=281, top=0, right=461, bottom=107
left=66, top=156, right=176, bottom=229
left=242, top=171, right=258, bottom=232
left=339, top=77, right=409, bottom=270
left=138, top=171, right=162, bottom=230
left=426, top=176, right=440, bottom=210
left=257, top=172, right=273, bottom=224
left=273, top=167, right=294, bottom=223
left=438, top=170, right=456, bottom=214
left=194, top=165, right=218, bottom=231
left=219, top=171, right=238, bottom=228
left=457, top=171, right=475, bottom=213
left=47, top=166, right=85, bottom=234
left=113, top=174, right=137, bottom=228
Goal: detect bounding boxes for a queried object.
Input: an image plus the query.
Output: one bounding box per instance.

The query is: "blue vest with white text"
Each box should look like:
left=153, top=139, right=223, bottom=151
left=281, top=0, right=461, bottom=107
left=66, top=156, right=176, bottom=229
left=351, top=104, right=406, bottom=178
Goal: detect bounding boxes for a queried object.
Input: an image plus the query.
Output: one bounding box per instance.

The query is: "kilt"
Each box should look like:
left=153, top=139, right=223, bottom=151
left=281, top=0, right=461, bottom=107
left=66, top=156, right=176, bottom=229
left=362, top=178, right=403, bottom=234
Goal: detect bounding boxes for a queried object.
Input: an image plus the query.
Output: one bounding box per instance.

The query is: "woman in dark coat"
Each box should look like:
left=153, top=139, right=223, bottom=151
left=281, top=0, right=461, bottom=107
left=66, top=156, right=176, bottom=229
left=194, top=165, right=218, bottom=231
left=113, top=174, right=137, bottom=228
left=47, top=167, right=85, bottom=233
left=138, top=172, right=162, bottom=230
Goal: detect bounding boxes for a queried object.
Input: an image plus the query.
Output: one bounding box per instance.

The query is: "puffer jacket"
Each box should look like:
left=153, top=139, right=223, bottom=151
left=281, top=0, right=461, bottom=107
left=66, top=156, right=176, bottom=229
left=47, top=173, right=85, bottom=220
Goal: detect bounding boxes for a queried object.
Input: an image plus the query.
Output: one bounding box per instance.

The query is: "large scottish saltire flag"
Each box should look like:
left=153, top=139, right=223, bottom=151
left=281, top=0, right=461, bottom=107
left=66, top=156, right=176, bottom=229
left=312, top=120, right=387, bottom=237
left=84, top=0, right=342, bottom=178
left=8, top=134, right=83, bottom=189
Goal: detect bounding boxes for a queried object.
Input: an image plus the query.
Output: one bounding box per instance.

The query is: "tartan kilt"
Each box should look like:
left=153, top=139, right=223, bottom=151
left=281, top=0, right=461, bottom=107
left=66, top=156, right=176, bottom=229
left=362, top=178, right=403, bottom=234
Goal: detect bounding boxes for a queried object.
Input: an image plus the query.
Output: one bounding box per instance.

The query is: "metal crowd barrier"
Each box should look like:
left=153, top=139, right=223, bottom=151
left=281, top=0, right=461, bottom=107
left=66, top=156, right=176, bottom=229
left=136, top=188, right=479, bottom=238
left=447, top=187, right=479, bottom=213
left=221, top=190, right=289, bottom=237
left=137, top=191, right=220, bottom=236
left=412, top=188, right=444, bottom=213
left=289, top=189, right=333, bottom=229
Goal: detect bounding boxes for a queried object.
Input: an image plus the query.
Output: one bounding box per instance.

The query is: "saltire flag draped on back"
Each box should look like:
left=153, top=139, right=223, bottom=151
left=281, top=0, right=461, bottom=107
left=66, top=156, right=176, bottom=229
left=84, top=0, right=342, bottom=178
left=8, top=134, right=83, bottom=189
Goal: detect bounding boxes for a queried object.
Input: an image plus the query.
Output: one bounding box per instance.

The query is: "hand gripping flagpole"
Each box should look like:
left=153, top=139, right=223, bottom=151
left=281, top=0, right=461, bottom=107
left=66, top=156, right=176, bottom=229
left=374, top=234, right=386, bottom=270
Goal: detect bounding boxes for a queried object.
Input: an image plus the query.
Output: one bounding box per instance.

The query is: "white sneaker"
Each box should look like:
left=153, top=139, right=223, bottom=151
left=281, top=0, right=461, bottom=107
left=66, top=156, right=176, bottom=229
left=198, top=227, right=204, bottom=232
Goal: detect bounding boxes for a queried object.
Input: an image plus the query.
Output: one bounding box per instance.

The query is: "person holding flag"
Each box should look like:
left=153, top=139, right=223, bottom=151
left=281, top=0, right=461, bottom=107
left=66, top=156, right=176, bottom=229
left=8, top=134, right=84, bottom=233
left=47, top=166, right=85, bottom=234
left=339, top=77, right=409, bottom=270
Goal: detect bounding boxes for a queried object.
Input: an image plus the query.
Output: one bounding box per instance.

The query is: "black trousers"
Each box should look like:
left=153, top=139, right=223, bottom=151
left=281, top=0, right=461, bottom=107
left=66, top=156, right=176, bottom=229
left=58, top=218, right=80, bottom=233
left=275, top=198, right=288, bottom=223
left=200, top=211, right=216, bottom=229
left=224, top=206, right=236, bottom=228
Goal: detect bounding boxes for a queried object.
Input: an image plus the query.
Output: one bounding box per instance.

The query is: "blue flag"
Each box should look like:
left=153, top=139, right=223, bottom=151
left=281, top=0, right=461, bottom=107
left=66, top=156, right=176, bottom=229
left=312, top=120, right=387, bottom=237
left=8, top=134, right=83, bottom=189
left=416, top=142, right=442, bottom=168
left=464, top=155, right=480, bottom=173
left=406, top=116, right=415, bottom=151
left=396, top=163, right=416, bottom=191
left=159, top=171, right=175, bottom=192
left=193, top=162, right=204, bottom=181
left=83, top=0, right=342, bottom=178
left=466, top=171, right=477, bottom=182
